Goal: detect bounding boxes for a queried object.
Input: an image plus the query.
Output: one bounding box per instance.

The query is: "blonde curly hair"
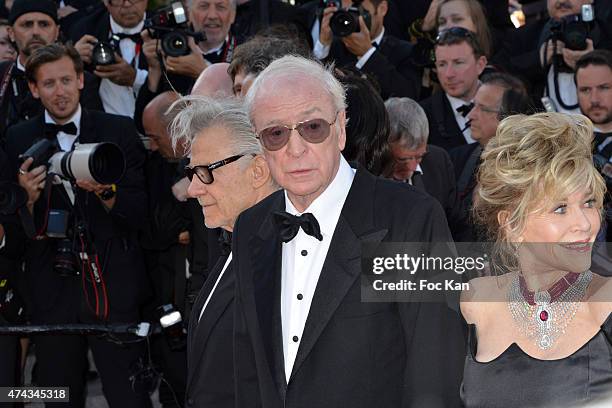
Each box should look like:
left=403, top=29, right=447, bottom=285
left=473, top=112, right=606, bottom=274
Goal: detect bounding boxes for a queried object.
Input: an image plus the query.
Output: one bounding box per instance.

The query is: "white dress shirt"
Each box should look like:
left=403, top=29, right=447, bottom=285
left=408, top=164, right=423, bottom=186
left=98, top=17, right=147, bottom=118
left=446, top=93, right=475, bottom=144
left=198, top=252, right=233, bottom=322
left=45, top=105, right=82, bottom=203
left=281, top=156, right=355, bottom=381
left=545, top=66, right=580, bottom=115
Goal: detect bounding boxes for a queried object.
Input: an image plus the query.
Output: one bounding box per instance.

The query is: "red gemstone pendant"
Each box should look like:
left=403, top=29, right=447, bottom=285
left=540, top=310, right=549, bottom=321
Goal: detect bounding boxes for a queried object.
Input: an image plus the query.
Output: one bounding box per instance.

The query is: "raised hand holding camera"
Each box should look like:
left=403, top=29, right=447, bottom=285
left=17, top=157, right=47, bottom=212
left=74, top=34, right=98, bottom=65
left=342, top=15, right=373, bottom=57
left=164, top=36, right=208, bottom=78
left=94, top=53, right=137, bottom=87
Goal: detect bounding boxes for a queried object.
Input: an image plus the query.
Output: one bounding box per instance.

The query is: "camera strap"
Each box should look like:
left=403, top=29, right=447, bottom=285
left=18, top=173, right=55, bottom=240
left=0, top=62, right=15, bottom=105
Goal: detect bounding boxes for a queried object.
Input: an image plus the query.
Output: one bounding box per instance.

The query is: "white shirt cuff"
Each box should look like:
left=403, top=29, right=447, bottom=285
left=0, top=233, right=5, bottom=250
left=133, top=69, right=148, bottom=95
left=355, top=46, right=377, bottom=70
left=313, top=40, right=331, bottom=60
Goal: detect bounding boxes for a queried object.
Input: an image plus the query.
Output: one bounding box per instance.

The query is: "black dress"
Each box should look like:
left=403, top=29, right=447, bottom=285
left=461, top=313, right=612, bottom=407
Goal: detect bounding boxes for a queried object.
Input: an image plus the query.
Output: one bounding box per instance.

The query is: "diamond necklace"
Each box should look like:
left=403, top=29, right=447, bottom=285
left=507, top=270, right=593, bottom=350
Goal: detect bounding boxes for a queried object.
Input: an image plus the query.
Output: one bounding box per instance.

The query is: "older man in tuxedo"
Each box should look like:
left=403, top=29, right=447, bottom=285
left=233, top=55, right=465, bottom=408
left=170, top=96, right=278, bottom=408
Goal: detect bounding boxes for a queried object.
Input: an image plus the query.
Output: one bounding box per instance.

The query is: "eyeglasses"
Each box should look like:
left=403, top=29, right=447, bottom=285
left=256, top=112, right=339, bottom=151
left=435, top=26, right=476, bottom=44
left=472, top=102, right=500, bottom=115
left=184, top=154, right=244, bottom=184
left=395, top=152, right=428, bottom=163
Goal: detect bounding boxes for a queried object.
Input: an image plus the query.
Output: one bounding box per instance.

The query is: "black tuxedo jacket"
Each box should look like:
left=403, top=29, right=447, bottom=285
left=186, top=253, right=235, bottom=408
left=420, top=91, right=465, bottom=151
left=4, top=109, right=151, bottom=323
left=327, top=35, right=420, bottom=100
left=233, top=166, right=465, bottom=408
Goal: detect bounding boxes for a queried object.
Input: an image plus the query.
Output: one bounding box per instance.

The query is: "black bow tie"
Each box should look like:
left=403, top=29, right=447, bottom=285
left=45, top=122, right=77, bottom=137
left=456, top=103, right=474, bottom=117
left=273, top=211, right=323, bottom=243
left=112, top=32, right=142, bottom=43
left=218, top=230, right=232, bottom=256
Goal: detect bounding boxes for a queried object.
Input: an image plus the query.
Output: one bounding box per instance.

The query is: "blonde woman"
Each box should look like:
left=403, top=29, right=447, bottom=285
left=461, top=112, right=612, bottom=407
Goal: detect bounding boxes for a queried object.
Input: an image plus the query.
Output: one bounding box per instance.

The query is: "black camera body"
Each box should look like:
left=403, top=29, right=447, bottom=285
left=320, top=0, right=372, bottom=38
left=144, top=1, right=205, bottom=58
left=549, top=5, right=594, bottom=51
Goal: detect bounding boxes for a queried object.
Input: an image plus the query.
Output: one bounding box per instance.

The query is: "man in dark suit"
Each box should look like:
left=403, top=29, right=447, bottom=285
left=299, top=0, right=420, bottom=99
left=168, top=96, right=278, bottom=408
left=69, top=0, right=148, bottom=118
left=420, top=27, right=486, bottom=151
left=0, top=0, right=102, bottom=141
left=385, top=96, right=466, bottom=241
left=5, top=43, right=151, bottom=408
left=234, top=55, right=465, bottom=407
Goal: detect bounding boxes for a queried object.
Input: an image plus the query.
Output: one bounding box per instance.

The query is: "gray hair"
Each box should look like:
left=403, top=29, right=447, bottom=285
left=244, top=55, right=346, bottom=118
left=169, top=95, right=261, bottom=157
left=385, top=97, right=429, bottom=149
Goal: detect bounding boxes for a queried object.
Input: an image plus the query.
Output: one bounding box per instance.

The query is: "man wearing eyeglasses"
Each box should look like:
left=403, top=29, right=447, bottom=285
left=232, top=55, right=464, bottom=408
left=169, top=95, right=278, bottom=408
left=69, top=0, right=149, bottom=119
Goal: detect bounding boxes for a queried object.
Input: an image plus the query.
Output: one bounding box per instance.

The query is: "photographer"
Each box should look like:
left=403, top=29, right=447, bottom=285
left=575, top=49, right=612, bottom=241
left=135, top=0, right=238, bottom=132
left=499, top=0, right=612, bottom=113
left=69, top=0, right=149, bottom=119
left=299, top=0, right=419, bottom=99
left=0, top=0, right=102, bottom=142
left=4, top=43, right=152, bottom=408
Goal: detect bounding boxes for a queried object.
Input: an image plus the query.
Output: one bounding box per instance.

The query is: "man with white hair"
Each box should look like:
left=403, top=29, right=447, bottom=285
left=233, top=55, right=464, bottom=407
left=170, top=96, right=277, bottom=408
left=385, top=97, right=464, bottom=241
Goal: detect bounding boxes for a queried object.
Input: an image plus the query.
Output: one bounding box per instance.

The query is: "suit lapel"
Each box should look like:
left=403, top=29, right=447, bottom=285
left=78, top=109, right=97, bottom=144
left=187, top=256, right=234, bottom=390
left=288, top=167, right=388, bottom=382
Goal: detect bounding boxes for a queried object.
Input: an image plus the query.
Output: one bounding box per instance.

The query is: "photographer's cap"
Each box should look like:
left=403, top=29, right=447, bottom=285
left=8, top=0, right=59, bottom=25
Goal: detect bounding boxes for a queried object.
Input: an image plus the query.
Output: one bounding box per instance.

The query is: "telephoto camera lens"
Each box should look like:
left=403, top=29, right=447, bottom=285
left=330, top=9, right=359, bottom=37
left=92, top=42, right=116, bottom=65
left=162, top=32, right=190, bottom=57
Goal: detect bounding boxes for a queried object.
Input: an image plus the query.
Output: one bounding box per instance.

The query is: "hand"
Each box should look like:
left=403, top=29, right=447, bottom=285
left=172, top=177, right=190, bottom=202
left=164, top=37, right=208, bottom=79
left=17, top=157, right=47, bottom=210
left=76, top=180, right=116, bottom=209
left=422, top=0, right=443, bottom=32
left=141, top=29, right=161, bottom=70
left=342, top=16, right=373, bottom=58
left=539, top=39, right=565, bottom=67
left=178, top=231, right=190, bottom=245
left=74, top=34, right=98, bottom=64
left=94, top=54, right=137, bottom=86
left=319, top=5, right=338, bottom=47
left=57, top=5, right=78, bottom=19
left=562, top=38, right=594, bottom=70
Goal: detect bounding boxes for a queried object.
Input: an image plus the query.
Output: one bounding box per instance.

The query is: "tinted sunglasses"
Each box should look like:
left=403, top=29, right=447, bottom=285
left=435, top=26, right=476, bottom=44
left=256, top=112, right=339, bottom=151
left=185, top=154, right=244, bottom=184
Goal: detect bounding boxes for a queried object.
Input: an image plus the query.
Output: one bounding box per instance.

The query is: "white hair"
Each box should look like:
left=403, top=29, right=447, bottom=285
left=385, top=97, right=429, bottom=149
left=244, top=55, right=346, bottom=118
left=168, top=95, right=261, bottom=157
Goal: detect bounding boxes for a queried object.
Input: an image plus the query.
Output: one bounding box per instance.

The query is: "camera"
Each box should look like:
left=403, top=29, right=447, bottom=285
left=53, top=238, right=81, bottom=277
left=91, top=41, right=116, bottom=66
left=320, top=0, right=372, bottom=38
left=158, top=304, right=186, bottom=351
left=144, top=2, right=205, bottom=58
left=549, top=5, right=594, bottom=51
left=19, top=139, right=126, bottom=185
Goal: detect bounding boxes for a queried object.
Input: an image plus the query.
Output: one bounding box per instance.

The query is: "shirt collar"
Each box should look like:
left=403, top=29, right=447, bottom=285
left=202, top=35, right=229, bottom=55
left=16, top=58, right=25, bottom=72
left=415, top=163, right=423, bottom=175
left=284, top=155, right=355, bottom=238
left=446, top=93, right=472, bottom=113
left=372, top=27, right=384, bottom=47
left=45, top=104, right=82, bottom=134
left=110, top=15, right=145, bottom=35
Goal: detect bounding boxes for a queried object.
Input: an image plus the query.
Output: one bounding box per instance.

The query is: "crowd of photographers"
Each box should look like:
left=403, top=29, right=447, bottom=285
left=0, top=0, right=611, bottom=407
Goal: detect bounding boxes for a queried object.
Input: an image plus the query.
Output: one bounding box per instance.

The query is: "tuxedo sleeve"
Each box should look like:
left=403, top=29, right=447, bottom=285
left=361, top=48, right=420, bottom=100
left=399, top=199, right=465, bottom=407
left=108, top=118, right=148, bottom=231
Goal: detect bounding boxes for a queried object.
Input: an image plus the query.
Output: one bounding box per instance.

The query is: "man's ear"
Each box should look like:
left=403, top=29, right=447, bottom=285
left=28, top=80, right=40, bottom=99
left=476, top=55, right=488, bottom=76
left=378, top=0, right=389, bottom=18
left=251, top=155, right=271, bottom=189
left=77, top=72, right=84, bottom=90
left=6, top=26, right=15, bottom=43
